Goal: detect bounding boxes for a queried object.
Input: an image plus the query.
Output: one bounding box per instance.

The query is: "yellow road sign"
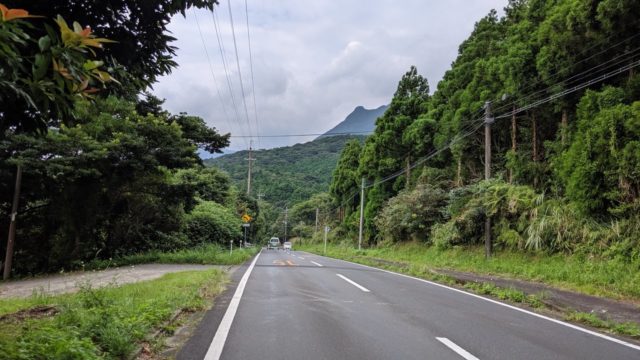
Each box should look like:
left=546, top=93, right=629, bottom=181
left=242, top=214, right=252, bottom=223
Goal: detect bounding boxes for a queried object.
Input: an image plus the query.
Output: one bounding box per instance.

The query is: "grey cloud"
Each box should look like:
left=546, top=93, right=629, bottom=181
left=154, top=0, right=507, bottom=151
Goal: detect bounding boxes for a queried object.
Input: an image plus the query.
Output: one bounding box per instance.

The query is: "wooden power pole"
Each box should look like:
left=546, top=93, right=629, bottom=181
left=484, top=101, right=494, bottom=258
left=245, top=143, right=256, bottom=195
left=358, top=177, right=365, bottom=251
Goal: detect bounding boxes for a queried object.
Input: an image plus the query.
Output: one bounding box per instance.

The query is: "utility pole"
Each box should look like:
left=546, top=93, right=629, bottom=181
left=314, top=208, right=319, bottom=235
left=484, top=101, right=494, bottom=258
left=3, top=164, right=22, bottom=280
left=283, top=206, right=288, bottom=243
left=358, top=177, right=365, bottom=251
left=245, top=141, right=256, bottom=195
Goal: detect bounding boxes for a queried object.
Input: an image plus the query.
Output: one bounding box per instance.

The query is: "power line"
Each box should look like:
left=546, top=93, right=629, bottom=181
left=494, top=44, right=640, bottom=115
left=244, top=0, right=261, bottom=148
left=496, top=59, right=640, bottom=120
left=192, top=9, right=237, bottom=143
left=226, top=0, right=255, bottom=144
left=211, top=7, right=250, bottom=148
left=367, top=118, right=485, bottom=189
left=492, top=30, right=640, bottom=115
left=230, top=131, right=373, bottom=138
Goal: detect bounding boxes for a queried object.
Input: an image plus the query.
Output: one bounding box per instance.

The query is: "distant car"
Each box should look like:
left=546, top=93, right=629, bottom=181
left=283, top=241, right=292, bottom=251
left=267, top=237, right=280, bottom=250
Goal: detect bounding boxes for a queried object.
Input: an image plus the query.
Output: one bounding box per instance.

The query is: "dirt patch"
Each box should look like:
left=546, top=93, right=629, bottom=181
left=434, top=268, right=640, bottom=325
left=0, top=305, right=59, bottom=323
left=0, top=264, right=229, bottom=299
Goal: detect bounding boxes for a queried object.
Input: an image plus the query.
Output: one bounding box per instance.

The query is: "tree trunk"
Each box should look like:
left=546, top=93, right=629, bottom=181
left=532, top=113, right=539, bottom=188
left=510, top=106, right=517, bottom=183
left=406, top=156, right=411, bottom=187
left=561, top=109, right=568, bottom=146
left=456, top=157, right=462, bottom=187
left=3, top=164, right=23, bottom=280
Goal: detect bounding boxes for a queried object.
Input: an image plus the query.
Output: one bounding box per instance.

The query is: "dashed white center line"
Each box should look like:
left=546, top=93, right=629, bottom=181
left=436, top=337, right=480, bottom=360
left=310, top=261, right=323, bottom=267
left=336, top=274, right=370, bottom=292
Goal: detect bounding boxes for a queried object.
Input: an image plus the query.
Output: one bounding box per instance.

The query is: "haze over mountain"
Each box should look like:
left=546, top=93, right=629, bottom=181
left=322, top=105, right=388, bottom=136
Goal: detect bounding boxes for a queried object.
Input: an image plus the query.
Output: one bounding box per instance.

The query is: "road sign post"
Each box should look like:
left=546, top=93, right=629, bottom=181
left=242, top=223, right=250, bottom=248
left=324, top=226, right=330, bottom=255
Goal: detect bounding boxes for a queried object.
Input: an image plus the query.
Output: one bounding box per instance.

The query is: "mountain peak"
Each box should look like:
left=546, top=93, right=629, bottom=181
left=323, top=104, right=388, bottom=136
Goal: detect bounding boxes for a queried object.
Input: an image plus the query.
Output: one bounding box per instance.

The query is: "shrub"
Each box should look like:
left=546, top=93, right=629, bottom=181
left=375, top=184, right=447, bottom=243
left=184, top=201, right=242, bottom=245
left=430, top=222, right=460, bottom=250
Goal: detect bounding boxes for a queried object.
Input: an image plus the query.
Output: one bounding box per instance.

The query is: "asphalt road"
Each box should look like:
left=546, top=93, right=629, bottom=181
left=178, top=250, right=640, bottom=360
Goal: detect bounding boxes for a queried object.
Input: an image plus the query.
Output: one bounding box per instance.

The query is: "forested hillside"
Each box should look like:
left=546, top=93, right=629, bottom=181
left=323, top=0, right=640, bottom=261
left=205, top=135, right=364, bottom=208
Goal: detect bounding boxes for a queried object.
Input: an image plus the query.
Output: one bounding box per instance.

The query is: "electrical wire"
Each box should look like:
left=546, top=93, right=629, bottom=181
left=226, top=0, right=255, bottom=144
left=244, top=0, right=261, bottom=149
left=495, top=59, right=640, bottom=120
left=192, top=10, right=241, bottom=146
left=491, top=30, right=640, bottom=115
left=211, top=8, right=251, bottom=147
left=230, top=131, right=373, bottom=138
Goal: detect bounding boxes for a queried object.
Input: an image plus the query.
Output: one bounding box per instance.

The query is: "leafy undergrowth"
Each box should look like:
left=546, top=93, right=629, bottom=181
left=84, top=244, right=258, bottom=270
left=0, top=269, right=227, bottom=359
left=299, top=242, right=640, bottom=300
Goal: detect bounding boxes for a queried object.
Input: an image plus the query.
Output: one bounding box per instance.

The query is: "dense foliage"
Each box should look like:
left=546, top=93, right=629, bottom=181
left=322, top=0, right=640, bottom=262
left=2, top=0, right=218, bottom=94
left=0, top=2, right=252, bottom=276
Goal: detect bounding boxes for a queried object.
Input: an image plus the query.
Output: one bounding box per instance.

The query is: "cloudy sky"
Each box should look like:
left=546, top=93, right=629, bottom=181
left=153, top=0, right=507, bottom=152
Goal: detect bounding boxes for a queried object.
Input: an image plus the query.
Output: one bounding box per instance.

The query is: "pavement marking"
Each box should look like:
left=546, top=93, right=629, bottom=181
left=203, top=251, right=261, bottom=360
left=321, top=255, right=640, bottom=352
left=337, top=273, right=370, bottom=292
left=310, top=261, right=323, bottom=267
left=298, top=256, right=305, bottom=259
left=285, top=260, right=296, bottom=266
left=436, top=337, right=480, bottom=360
left=273, top=260, right=285, bottom=266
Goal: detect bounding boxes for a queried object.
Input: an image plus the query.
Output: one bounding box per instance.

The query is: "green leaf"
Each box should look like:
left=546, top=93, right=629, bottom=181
left=38, top=35, right=51, bottom=52
left=33, top=53, right=49, bottom=80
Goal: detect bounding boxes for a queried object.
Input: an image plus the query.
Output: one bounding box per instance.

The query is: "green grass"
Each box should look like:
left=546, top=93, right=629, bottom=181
left=84, top=244, right=258, bottom=270
left=0, top=269, right=227, bottom=359
left=565, top=312, right=640, bottom=338
left=299, top=242, right=640, bottom=301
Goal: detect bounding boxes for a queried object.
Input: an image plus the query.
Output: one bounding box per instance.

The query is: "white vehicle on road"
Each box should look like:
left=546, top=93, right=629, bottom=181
left=283, top=241, right=292, bottom=252
left=267, top=237, right=280, bottom=250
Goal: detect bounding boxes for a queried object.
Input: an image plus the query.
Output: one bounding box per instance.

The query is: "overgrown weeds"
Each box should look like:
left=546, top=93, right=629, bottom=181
left=0, top=269, right=227, bottom=359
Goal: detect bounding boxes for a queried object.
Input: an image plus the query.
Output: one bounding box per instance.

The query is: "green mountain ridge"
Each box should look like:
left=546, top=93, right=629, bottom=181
left=205, top=104, right=387, bottom=207
left=204, top=135, right=365, bottom=208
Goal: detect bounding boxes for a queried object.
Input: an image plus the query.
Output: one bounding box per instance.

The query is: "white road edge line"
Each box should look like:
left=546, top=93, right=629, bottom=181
left=203, top=250, right=261, bottom=360
left=337, top=273, right=370, bottom=292
left=310, top=261, right=323, bottom=267
left=436, top=337, right=480, bottom=360
left=314, top=254, right=640, bottom=352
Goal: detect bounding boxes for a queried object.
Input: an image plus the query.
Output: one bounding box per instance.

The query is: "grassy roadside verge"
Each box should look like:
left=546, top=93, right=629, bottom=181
left=83, top=244, right=258, bottom=270
left=299, top=242, right=640, bottom=300
left=0, top=269, right=228, bottom=359
left=299, top=242, right=640, bottom=338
